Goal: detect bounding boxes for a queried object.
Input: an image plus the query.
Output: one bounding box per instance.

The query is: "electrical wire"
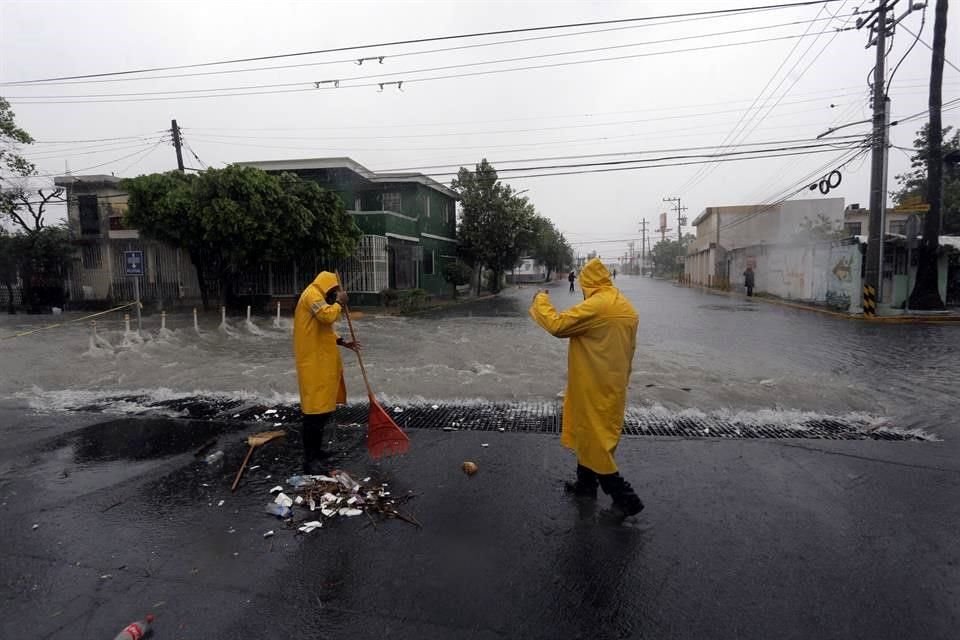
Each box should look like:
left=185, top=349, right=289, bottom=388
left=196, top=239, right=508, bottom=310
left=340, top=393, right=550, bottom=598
left=1, top=1, right=845, bottom=85
left=7, top=32, right=853, bottom=104
left=887, top=4, right=926, bottom=90
left=675, top=0, right=849, bottom=196
left=28, top=137, right=171, bottom=177
left=0, top=12, right=855, bottom=88
left=897, top=23, right=960, bottom=76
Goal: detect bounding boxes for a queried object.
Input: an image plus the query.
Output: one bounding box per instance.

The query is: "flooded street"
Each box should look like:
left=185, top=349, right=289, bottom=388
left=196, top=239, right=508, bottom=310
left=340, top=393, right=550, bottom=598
left=2, top=276, right=957, bottom=437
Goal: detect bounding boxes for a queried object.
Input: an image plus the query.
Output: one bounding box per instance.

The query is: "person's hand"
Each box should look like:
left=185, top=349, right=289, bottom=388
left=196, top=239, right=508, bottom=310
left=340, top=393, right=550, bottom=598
left=342, top=340, right=362, bottom=352
left=336, top=289, right=349, bottom=306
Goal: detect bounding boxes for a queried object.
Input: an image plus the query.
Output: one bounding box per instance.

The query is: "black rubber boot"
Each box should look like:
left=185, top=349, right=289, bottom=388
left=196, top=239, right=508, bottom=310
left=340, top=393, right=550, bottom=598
left=598, top=472, right=644, bottom=519
left=301, top=412, right=332, bottom=474
left=564, top=464, right=599, bottom=499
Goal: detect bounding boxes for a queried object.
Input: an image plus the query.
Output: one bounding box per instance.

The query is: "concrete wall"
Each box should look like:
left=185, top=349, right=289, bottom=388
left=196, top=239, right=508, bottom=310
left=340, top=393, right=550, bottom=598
left=727, top=240, right=850, bottom=305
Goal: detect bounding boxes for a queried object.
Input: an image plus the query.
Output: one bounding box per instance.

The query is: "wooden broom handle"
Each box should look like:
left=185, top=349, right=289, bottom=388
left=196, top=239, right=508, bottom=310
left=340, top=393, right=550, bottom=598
left=336, top=273, right=376, bottom=400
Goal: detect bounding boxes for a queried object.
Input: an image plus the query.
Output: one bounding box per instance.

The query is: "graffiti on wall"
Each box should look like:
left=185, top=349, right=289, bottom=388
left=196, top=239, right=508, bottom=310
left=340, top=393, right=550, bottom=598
left=826, top=245, right=861, bottom=310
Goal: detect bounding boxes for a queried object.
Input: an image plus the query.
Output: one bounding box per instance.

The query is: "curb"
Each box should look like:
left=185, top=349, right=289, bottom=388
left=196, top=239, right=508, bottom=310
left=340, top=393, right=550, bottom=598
left=677, top=282, right=960, bottom=324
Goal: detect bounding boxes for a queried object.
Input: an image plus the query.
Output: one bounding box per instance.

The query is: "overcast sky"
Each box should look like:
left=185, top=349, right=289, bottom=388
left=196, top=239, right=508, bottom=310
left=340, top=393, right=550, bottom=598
left=2, top=0, right=958, bottom=258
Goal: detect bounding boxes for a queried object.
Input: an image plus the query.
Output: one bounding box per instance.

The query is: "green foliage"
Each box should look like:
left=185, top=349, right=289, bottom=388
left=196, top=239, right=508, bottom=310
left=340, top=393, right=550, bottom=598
left=893, top=124, right=960, bottom=234
left=0, top=97, right=34, bottom=179
left=651, top=234, right=695, bottom=277
left=451, top=159, right=539, bottom=293
left=443, top=260, right=473, bottom=298
left=122, top=166, right=362, bottom=307
left=528, top=215, right=573, bottom=279
left=380, top=287, right=429, bottom=312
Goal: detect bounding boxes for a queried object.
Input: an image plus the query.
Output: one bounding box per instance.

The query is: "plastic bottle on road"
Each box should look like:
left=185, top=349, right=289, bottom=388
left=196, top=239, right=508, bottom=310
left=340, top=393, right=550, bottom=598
left=204, top=450, right=224, bottom=465
left=113, top=613, right=154, bottom=639
left=265, top=503, right=292, bottom=518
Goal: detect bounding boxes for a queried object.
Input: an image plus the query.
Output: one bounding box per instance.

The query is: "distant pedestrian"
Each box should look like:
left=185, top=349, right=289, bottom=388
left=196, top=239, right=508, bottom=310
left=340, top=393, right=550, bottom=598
left=743, top=266, right=755, bottom=297
left=612, top=268, right=617, bottom=280
left=529, top=258, right=644, bottom=520
left=568, top=270, right=576, bottom=294
left=293, top=271, right=360, bottom=473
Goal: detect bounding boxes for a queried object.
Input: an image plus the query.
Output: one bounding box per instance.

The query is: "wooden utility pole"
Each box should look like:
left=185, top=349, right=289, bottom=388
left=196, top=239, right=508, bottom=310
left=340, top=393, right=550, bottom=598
left=908, top=0, right=949, bottom=310
left=639, top=219, right=648, bottom=274
left=171, top=119, right=185, bottom=172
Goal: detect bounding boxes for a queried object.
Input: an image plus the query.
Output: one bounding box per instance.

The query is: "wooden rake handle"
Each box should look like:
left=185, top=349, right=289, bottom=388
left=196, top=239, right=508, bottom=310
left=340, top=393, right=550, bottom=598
left=230, top=444, right=256, bottom=492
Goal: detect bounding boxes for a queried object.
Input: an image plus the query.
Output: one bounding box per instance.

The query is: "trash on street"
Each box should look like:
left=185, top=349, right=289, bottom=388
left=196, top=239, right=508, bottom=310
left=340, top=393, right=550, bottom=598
left=263, top=469, right=420, bottom=531
left=462, top=461, right=478, bottom=476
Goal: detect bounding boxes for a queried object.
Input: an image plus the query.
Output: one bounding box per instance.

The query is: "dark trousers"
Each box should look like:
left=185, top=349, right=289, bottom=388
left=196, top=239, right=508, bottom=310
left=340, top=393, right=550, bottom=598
left=302, top=412, right=334, bottom=472
left=569, top=282, right=575, bottom=293
left=746, top=285, right=754, bottom=297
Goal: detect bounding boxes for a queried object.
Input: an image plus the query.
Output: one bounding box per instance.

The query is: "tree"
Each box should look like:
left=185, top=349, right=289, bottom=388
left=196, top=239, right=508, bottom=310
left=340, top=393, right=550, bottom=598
left=893, top=124, right=960, bottom=234
left=651, top=233, right=695, bottom=277
left=443, top=260, right=473, bottom=298
left=451, top=160, right=538, bottom=294
left=529, top=215, right=573, bottom=280
left=1, top=97, right=73, bottom=312
left=122, top=166, right=361, bottom=309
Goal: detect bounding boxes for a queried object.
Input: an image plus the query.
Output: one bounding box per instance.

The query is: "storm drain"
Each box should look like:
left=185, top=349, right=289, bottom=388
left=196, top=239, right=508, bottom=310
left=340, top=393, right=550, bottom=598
left=67, top=395, right=927, bottom=441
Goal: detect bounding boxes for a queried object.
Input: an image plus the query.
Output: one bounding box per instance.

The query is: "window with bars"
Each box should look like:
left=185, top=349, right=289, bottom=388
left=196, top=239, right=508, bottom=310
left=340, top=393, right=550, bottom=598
left=889, top=220, right=907, bottom=235
left=844, top=222, right=862, bottom=236
left=382, top=191, right=401, bottom=212
left=424, top=249, right=435, bottom=275
left=78, top=195, right=100, bottom=235
left=81, top=244, right=102, bottom=269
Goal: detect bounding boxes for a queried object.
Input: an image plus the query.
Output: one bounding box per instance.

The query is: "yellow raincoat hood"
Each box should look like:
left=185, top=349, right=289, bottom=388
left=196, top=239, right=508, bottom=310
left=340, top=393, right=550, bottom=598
left=579, top=258, right=612, bottom=298
left=529, top=261, right=638, bottom=474
left=311, top=271, right=340, bottom=298
left=293, top=271, right=347, bottom=414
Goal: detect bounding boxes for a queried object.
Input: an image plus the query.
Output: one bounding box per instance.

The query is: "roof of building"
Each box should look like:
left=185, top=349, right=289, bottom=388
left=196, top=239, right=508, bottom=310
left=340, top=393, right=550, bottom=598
left=53, top=174, right=123, bottom=187
left=235, top=157, right=458, bottom=199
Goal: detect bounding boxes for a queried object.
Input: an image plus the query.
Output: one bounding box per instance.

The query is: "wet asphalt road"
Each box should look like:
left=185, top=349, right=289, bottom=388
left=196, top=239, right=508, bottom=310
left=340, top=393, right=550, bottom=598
left=2, top=409, right=960, bottom=638
left=2, top=281, right=960, bottom=639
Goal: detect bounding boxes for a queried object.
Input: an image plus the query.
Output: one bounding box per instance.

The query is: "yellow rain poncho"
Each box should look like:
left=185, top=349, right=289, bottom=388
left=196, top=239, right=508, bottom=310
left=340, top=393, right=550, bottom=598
left=293, top=271, right=347, bottom=414
left=529, top=259, right=638, bottom=474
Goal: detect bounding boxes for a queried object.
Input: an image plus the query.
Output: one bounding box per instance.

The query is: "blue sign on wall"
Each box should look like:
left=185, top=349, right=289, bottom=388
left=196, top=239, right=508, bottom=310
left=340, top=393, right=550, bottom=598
left=124, top=250, right=144, bottom=276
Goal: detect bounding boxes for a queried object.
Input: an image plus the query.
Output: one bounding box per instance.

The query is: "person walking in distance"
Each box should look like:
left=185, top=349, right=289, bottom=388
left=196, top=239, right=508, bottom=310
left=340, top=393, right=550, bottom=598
left=293, top=271, right=360, bottom=473
left=568, top=269, right=576, bottom=294
left=529, top=258, right=644, bottom=520
left=743, top=265, right=755, bottom=297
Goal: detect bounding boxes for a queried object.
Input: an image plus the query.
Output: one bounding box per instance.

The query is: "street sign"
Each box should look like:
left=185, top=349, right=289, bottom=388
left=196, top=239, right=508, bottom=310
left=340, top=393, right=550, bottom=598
left=124, top=250, right=144, bottom=276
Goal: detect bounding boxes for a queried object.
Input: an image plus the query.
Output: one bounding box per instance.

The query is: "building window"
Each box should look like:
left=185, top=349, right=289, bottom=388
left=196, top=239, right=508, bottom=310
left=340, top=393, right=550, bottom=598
left=444, top=201, right=452, bottom=224
left=78, top=195, right=100, bottom=235
left=889, top=220, right=907, bottom=235
left=844, top=222, right=862, bottom=236
left=354, top=196, right=361, bottom=211
left=382, top=191, right=401, bottom=212
left=425, top=195, right=431, bottom=219
left=423, top=249, right=435, bottom=275
left=81, top=244, right=102, bottom=269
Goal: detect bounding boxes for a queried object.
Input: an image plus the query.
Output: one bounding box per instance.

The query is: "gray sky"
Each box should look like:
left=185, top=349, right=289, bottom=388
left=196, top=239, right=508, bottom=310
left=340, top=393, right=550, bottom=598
left=2, top=0, right=958, bottom=258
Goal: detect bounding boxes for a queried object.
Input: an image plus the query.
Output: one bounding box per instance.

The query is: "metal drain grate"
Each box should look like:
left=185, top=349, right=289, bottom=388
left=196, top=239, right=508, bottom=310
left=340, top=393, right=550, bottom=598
left=68, top=396, right=924, bottom=441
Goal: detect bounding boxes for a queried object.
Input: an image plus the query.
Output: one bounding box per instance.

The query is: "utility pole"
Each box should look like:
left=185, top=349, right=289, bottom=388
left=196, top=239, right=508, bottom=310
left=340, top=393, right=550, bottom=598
left=856, top=1, right=925, bottom=312
left=639, top=219, right=648, bottom=274
left=171, top=119, right=185, bottom=172
left=663, top=197, right=687, bottom=244
left=909, top=0, right=949, bottom=310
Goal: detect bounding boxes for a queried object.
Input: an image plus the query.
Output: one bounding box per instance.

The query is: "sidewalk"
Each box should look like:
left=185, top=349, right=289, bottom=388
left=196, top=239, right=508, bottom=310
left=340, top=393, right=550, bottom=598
left=679, top=281, right=960, bottom=324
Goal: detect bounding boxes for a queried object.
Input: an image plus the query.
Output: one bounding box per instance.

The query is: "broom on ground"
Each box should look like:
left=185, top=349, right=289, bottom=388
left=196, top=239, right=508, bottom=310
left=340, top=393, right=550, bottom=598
left=231, top=430, right=286, bottom=492
left=337, top=276, right=410, bottom=459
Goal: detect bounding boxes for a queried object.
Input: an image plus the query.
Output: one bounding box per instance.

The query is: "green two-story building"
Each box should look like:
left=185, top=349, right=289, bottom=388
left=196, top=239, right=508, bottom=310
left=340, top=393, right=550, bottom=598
left=239, top=157, right=458, bottom=304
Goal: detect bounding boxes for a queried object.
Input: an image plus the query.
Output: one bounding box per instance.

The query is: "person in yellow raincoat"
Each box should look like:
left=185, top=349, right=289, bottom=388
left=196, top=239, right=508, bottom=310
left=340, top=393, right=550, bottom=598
left=293, top=271, right=359, bottom=473
left=529, top=258, right=643, bottom=518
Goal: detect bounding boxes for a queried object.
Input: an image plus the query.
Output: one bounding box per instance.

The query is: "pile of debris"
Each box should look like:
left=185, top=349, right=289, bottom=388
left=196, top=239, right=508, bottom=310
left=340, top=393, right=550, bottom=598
left=264, top=470, right=419, bottom=534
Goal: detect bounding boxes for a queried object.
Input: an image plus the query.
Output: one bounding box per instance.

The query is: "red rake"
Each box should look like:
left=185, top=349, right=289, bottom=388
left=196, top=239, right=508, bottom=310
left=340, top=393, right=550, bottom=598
left=339, top=280, right=410, bottom=459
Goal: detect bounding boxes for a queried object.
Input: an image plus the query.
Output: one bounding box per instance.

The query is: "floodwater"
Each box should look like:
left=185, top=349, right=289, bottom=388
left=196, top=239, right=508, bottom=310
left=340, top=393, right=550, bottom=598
left=1, top=276, right=957, bottom=437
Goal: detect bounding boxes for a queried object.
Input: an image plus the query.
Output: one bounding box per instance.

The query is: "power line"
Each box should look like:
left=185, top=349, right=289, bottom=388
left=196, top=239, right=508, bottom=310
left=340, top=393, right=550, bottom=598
left=897, top=22, right=960, bottom=75
left=9, top=31, right=869, bottom=105
left=2, top=1, right=844, bottom=85
left=676, top=0, right=849, bottom=195
left=369, top=135, right=867, bottom=173
left=887, top=4, right=927, bottom=89
left=0, top=11, right=851, bottom=88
